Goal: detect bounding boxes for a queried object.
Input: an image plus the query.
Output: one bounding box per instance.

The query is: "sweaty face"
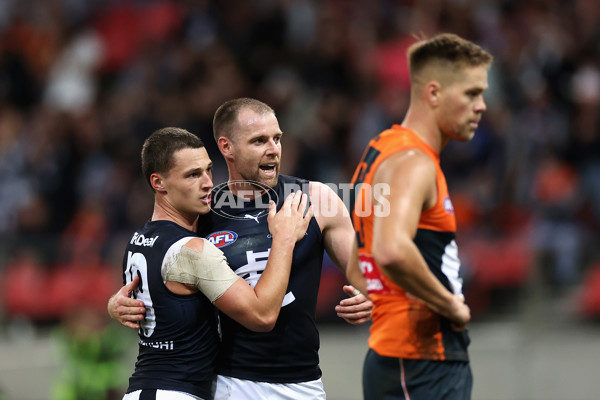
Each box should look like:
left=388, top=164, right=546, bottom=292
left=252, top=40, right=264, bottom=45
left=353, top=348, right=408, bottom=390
left=436, top=65, right=489, bottom=142
left=229, top=109, right=282, bottom=189
left=161, top=147, right=213, bottom=217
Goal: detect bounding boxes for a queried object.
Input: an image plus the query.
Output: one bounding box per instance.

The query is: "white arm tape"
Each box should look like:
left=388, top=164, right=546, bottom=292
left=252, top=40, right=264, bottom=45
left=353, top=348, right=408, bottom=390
left=165, top=240, right=239, bottom=303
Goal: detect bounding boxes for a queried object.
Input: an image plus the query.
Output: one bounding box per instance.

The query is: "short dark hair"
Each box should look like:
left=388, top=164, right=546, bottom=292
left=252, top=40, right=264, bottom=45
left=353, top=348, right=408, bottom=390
left=141, top=127, right=204, bottom=189
left=213, top=97, right=275, bottom=141
left=407, top=33, right=493, bottom=83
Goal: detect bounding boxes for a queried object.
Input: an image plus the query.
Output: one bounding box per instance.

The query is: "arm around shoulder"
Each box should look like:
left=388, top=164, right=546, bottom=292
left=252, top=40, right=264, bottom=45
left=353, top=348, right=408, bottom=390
left=215, top=191, right=312, bottom=332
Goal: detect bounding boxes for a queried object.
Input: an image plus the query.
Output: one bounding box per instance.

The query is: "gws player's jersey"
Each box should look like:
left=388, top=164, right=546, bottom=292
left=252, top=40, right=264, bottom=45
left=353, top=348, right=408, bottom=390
left=351, top=125, right=469, bottom=361
left=199, top=175, right=324, bottom=383
left=123, top=220, right=219, bottom=399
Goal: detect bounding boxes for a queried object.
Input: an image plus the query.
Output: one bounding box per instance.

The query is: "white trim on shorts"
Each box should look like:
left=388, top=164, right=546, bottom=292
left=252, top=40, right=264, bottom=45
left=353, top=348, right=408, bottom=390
left=122, top=389, right=204, bottom=400
left=215, top=375, right=326, bottom=400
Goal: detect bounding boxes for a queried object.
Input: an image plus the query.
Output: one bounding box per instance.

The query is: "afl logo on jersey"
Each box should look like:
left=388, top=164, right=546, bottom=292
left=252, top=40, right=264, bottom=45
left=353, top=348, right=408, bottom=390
left=207, top=231, right=238, bottom=248
left=443, top=195, right=455, bottom=215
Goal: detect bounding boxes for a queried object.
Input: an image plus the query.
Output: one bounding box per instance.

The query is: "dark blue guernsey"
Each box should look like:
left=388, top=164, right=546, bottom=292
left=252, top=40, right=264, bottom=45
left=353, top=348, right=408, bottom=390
left=199, top=175, right=325, bottom=383
left=123, top=220, right=219, bottom=399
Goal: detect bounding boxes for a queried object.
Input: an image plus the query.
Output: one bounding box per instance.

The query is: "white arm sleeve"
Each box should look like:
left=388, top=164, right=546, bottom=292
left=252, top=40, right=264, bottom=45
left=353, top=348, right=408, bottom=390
left=163, top=239, right=239, bottom=303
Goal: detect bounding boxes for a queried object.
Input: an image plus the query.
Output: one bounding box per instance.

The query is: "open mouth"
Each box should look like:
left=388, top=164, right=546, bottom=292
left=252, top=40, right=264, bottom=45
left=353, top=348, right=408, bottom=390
left=259, top=164, right=277, bottom=174
left=201, top=193, right=212, bottom=203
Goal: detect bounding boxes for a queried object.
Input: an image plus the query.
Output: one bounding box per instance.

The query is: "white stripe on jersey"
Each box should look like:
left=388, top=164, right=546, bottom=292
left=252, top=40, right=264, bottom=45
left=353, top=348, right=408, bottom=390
left=441, top=240, right=463, bottom=295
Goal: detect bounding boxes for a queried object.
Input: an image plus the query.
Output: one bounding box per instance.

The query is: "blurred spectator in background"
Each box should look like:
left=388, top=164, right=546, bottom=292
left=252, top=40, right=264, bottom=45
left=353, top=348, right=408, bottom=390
left=530, top=152, right=583, bottom=290
left=1, top=0, right=600, bottom=327
left=51, top=306, right=131, bottom=400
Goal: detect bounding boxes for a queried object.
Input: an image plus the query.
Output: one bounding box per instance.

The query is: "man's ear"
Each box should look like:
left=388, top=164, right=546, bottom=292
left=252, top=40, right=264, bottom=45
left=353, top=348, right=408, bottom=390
left=425, top=81, right=441, bottom=107
left=150, top=173, right=165, bottom=192
left=218, top=136, right=233, bottom=159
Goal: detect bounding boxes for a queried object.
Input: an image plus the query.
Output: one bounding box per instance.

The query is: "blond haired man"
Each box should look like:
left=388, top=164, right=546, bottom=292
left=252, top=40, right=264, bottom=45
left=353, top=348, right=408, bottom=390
left=348, top=33, right=493, bottom=399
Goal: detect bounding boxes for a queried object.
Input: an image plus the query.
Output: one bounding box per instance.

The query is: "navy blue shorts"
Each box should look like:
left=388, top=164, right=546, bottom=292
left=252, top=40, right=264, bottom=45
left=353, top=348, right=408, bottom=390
left=362, top=348, right=472, bottom=400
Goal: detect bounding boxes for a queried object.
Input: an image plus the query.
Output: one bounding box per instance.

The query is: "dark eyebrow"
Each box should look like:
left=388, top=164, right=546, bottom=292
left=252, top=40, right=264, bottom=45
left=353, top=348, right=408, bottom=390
left=186, top=161, right=213, bottom=174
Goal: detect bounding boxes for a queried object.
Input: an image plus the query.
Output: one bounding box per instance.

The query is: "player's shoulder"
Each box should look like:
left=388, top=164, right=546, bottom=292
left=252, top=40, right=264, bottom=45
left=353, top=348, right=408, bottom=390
left=376, top=148, right=436, bottom=186
left=185, top=237, right=226, bottom=254
left=307, top=180, right=336, bottom=197
left=184, top=237, right=208, bottom=251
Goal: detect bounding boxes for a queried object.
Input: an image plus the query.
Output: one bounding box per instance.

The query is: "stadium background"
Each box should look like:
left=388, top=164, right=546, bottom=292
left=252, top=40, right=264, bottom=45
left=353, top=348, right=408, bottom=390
left=0, top=1, right=599, bottom=399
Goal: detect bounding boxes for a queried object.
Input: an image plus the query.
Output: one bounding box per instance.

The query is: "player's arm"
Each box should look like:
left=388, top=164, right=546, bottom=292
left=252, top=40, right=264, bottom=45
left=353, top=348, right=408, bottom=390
left=372, top=149, right=470, bottom=329
left=213, top=191, right=312, bottom=331
left=346, top=237, right=367, bottom=295
left=166, top=191, right=311, bottom=332
left=110, top=191, right=310, bottom=331
left=309, top=181, right=372, bottom=325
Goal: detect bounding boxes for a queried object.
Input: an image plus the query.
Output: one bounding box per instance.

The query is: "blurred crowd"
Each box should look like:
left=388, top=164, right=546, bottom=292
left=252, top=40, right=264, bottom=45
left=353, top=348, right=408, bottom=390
left=1, top=0, right=600, bottom=325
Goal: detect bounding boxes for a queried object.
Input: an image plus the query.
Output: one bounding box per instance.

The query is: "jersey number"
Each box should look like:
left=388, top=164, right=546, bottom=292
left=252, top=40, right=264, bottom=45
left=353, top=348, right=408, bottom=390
left=351, top=146, right=380, bottom=248
left=236, top=249, right=295, bottom=307
left=125, top=251, right=156, bottom=337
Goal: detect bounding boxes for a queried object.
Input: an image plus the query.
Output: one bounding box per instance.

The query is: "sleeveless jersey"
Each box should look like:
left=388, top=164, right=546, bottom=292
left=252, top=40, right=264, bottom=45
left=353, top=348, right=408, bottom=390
left=123, top=220, right=219, bottom=399
left=351, top=125, right=469, bottom=361
left=198, top=175, right=325, bottom=383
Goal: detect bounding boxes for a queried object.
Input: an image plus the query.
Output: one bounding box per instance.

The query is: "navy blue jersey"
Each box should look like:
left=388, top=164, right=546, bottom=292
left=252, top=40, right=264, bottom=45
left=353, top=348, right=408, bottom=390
left=199, top=175, right=325, bottom=383
left=123, top=220, right=219, bottom=399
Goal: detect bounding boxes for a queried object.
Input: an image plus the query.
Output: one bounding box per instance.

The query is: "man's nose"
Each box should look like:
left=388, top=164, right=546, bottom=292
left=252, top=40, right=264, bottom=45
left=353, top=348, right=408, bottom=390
left=202, top=174, right=213, bottom=189
left=266, top=139, right=280, bottom=155
left=476, top=96, right=487, bottom=113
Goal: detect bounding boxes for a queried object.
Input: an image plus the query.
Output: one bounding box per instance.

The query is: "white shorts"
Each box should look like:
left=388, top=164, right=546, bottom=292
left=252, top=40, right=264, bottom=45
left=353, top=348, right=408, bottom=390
left=123, top=389, right=204, bottom=400
left=214, top=375, right=326, bottom=400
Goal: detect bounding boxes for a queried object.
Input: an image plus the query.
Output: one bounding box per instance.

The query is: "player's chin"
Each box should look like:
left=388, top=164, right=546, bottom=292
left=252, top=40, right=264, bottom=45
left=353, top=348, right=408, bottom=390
left=198, top=203, right=211, bottom=215
left=455, top=130, right=475, bottom=143
left=257, top=172, right=279, bottom=188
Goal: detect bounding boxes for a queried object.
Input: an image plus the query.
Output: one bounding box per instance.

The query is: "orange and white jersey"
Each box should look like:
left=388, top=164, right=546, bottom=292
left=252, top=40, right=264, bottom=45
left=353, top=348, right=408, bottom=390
left=351, top=125, right=469, bottom=361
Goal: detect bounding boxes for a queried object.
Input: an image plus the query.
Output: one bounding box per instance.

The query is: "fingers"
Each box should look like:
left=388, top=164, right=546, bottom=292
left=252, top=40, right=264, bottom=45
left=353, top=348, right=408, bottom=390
left=278, top=190, right=302, bottom=217
left=342, top=285, right=361, bottom=297
left=115, top=303, right=146, bottom=329
left=275, top=191, right=312, bottom=217
left=304, top=204, right=314, bottom=221
left=335, top=293, right=373, bottom=326
left=118, top=312, right=145, bottom=329
left=122, top=275, right=140, bottom=296
left=120, top=301, right=146, bottom=313
left=283, top=190, right=300, bottom=209
left=297, top=192, right=308, bottom=214
left=277, top=191, right=293, bottom=215
left=123, top=321, right=142, bottom=329
left=291, top=190, right=303, bottom=209
left=268, top=200, right=276, bottom=219
left=114, top=284, right=145, bottom=311
left=286, top=191, right=308, bottom=212
left=335, top=299, right=373, bottom=312
left=335, top=308, right=372, bottom=324
left=338, top=295, right=372, bottom=307
left=340, top=315, right=372, bottom=325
